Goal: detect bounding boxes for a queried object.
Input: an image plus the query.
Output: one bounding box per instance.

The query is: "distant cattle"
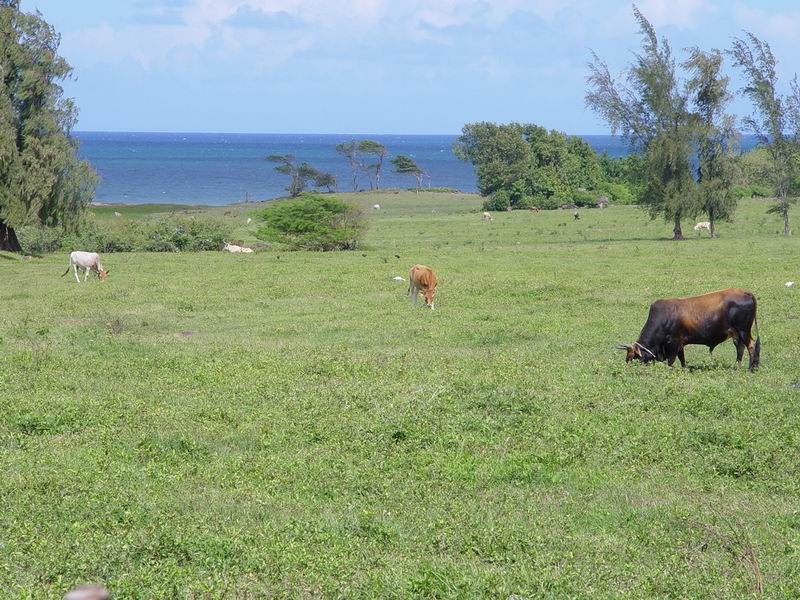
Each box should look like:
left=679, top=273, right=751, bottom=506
left=573, top=210, right=580, bottom=220
left=694, top=221, right=711, bottom=234
left=113, top=211, right=122, bottom=217
left=373, top=204, right=381, bottom=210
left=482, top=211, right=493, bottom=222
left=246, top=218, right=252, bottom=225
left=530, top=207, right=540, bottom=214
left=223, top=242, right=253, bottom=254
left=61, top=251, right=109, bottom=283
left=618, top=288, right=761, bottom=371
left=408, top=264, right=437, bottom=309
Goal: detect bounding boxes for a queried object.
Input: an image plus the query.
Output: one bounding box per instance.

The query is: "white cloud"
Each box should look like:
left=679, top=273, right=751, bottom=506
left=733, top=3, right=800, bottom=41
left=638, top=0, right=716, bottom=29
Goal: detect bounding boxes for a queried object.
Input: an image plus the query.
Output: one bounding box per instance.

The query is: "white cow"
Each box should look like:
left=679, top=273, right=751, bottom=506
left=373, top=204, right=381, bottom=210
left=694, top=221, right=711, bottom=234
left=223, top=242, right=254, bottom=254
left=61, top=251, right=109, bottom=283
left=482, top=211, right=493, bottom=222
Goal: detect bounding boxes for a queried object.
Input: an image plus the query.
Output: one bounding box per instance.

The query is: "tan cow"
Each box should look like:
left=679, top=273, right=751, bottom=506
left=408, top=264, right=437, bottom=309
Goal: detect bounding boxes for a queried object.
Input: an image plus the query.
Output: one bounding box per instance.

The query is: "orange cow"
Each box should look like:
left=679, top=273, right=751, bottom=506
left=408, top=264, right=437, bottom=309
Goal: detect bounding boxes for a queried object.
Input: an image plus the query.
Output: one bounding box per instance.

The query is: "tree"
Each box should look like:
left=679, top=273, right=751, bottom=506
left=335, top=141, right=361, bottom=192
left=729, top=33, right=800, bottom=235
left=266, top=154, right=335, bottom=197
left=455, top=122, right=606, bottom=209
left=357, top=140, right=388, bottom=190
left=391, top=155, right=426, bottom=191
left=586, top=5, right=696, bottom=239
left=684, top=48, right=740, bottom=237
left=0, top=0, right=97, bottom=252
left=256, top=194, right=366, bottom=251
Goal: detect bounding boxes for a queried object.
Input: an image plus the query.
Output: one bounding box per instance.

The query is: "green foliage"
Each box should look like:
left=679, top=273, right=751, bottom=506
left=256, top=193, right=366, bottom=251
left=571, top=189, right=599, bottom=207
left=598, top=181, right=636, bottom=205
left=684, top=47, right=739, bottom=236
left=730, top=33, right=800, bottom=234
left=18, top=215, right=233, bottom=254
left=391, top=155, right=427, bottom=191
left=267, top=154, right=336, bottom=197
left=455, top=122, right=604, bottom=209
left=358, top=140, right=388, bottom=190
left=0, top=2, right=97, bottom=249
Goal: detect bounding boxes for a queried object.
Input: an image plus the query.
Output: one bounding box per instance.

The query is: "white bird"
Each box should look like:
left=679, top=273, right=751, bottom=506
left=246, top=218, right=252, bottom=224
left=786, top=281, right=795, bottom=288
left=393, top=276, right=406, bottom=282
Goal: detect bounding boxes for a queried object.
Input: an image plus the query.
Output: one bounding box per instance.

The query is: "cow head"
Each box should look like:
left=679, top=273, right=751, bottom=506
left=616, top=342, right=656, bottom=363
left=423, top=287, right=436, bottom=308
left=98, top=269, right=110, bottom=281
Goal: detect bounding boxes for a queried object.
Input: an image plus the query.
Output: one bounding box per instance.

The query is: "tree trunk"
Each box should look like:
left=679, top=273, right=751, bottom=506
left=709, top=208, right=716, bottom=238
left=784, top=207, right=791, bottom=236
left=672, top=214, right=684, bottom=240
left=0, top=220, right=22, bottom=253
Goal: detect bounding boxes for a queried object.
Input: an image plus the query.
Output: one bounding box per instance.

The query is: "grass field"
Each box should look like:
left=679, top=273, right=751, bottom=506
left=2, top=191, right=800, bottom=598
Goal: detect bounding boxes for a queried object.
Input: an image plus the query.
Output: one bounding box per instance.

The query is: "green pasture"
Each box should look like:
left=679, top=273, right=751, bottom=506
left=1, top=192, right=799, bottom=598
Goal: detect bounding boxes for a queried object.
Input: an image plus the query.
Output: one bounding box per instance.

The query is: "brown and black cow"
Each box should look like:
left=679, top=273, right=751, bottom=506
left=618, top=288, right=761, bottom=371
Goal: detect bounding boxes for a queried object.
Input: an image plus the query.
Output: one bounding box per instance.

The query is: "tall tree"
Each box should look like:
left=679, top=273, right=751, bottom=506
left=266, top=154, right=335, bottom=197
left=0, top=0, right=97, bottom=252
left=684, top=48, right=740, bottom=237
left=391, top=155, right=427, bottom=192
left=335, top=141, right=361, bottom=192
left=586, top=5, right=696, bottom=239
left=357, top=140, right=388, bottom=190
left=729, top=33, right=800, bottom=235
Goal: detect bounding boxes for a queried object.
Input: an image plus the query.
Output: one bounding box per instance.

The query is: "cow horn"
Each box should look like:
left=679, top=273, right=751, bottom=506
left=615, top=344, right=631, bottom=350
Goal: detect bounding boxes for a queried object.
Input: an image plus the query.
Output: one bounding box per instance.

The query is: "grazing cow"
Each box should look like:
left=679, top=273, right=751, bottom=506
left=373, top=204, right=381, bottom=210
left=408, top=264, right=437, bottom=309
left=618, top=288, right=761, bottom=371
left=61, top=251, right=109, bottom=283
left=530, top=206, right=540, bottom=214
left=482, top=211, right=493, bottom=222
left=573, top=210, right=580, bottom=221
left=694, top=221, right=711, bottom=234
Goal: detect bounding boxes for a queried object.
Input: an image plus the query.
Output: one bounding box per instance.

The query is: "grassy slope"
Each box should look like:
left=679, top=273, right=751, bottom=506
left=1, top=192, right=799, bottom=598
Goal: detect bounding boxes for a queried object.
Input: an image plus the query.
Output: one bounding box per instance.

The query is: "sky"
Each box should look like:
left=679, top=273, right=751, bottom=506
left=27, top=0, right=800, bottom=135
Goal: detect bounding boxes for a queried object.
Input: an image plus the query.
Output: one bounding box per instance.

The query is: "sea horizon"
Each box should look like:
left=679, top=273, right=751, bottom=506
left=74, top=131, right=760, bottom=206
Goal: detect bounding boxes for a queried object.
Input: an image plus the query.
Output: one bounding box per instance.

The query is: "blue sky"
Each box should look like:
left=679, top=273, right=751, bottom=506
left=29, top=0, right=800, bottom=134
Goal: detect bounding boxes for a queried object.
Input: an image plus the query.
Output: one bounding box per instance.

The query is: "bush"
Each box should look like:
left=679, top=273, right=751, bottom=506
left=18, top=214, right=233, bottom=255
left=598, top=181, right=637, bottom=205
left=731, top=184, right=771, bottom=199
left=571, top=189, right=598, bottom=207
left=482, top=190, right=511, bottom=211
left=256, top=193, right=366, bottom=251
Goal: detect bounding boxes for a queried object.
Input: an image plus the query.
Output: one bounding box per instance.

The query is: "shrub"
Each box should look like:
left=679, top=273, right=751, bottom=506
left=256, top=193, right=366, bottom=251
left=598, top=181, right=637, bottom=205
left=18, top=214, right=233, bottom=254
left=571, top=189, right=598, bottom=207
left=482, top=190, right=511, bottom=211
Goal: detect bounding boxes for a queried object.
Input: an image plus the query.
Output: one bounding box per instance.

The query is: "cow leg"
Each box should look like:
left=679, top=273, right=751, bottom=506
left=746, top=336, right=759, bottom=372
left=678, top=348, right=686, bottom=368
left=73, top=264, right=80, bottom=283
left=734, top=338, right=745, bottom=367
left=411, top=287, right=419, bottom=305
left=84, top=267, right=90, bottom=283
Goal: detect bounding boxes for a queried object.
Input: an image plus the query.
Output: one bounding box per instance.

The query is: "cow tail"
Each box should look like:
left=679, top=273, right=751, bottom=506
left=61, top=264, right=71, bottom=277
left=749, top=307, right=761, bottom=372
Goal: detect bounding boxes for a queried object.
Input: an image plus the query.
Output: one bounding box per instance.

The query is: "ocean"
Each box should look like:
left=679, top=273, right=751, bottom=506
left=74, top=132, right=758, bottom=206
